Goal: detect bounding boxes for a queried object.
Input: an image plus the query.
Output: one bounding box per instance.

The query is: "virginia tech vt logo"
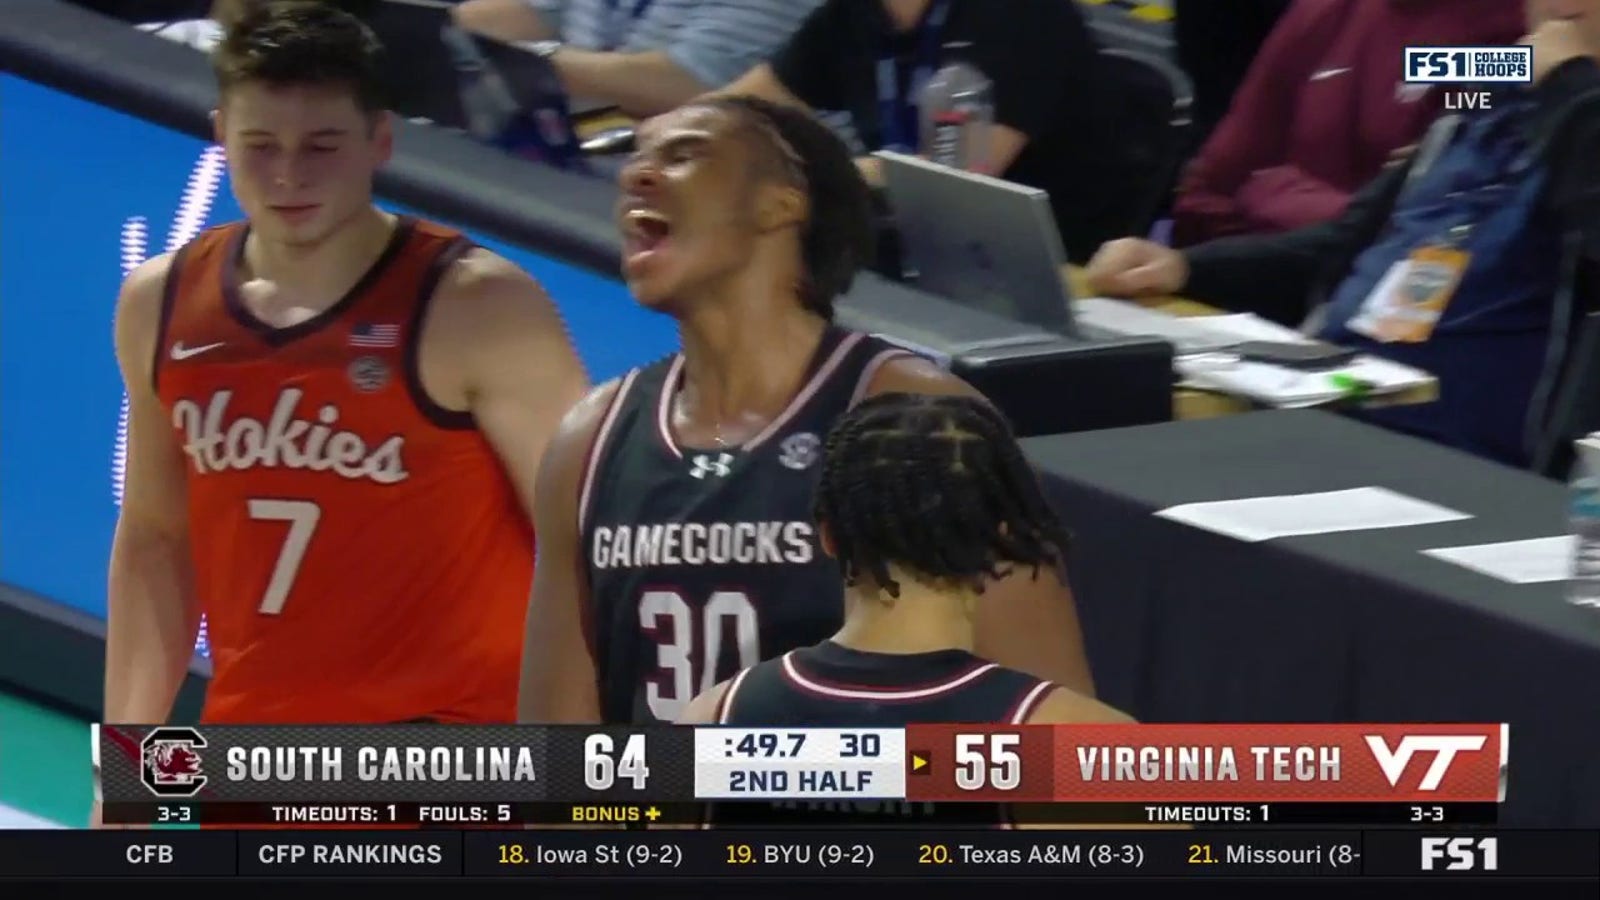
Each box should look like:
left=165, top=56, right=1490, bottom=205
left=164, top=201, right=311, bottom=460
left=140, top=726, right=209, bottom=797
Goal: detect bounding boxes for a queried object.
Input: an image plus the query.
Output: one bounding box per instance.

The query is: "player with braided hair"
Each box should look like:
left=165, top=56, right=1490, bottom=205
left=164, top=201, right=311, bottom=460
left=815, top=392, right=1073, bottom=600
left=678, top=393, right=1130, bottom=827
left=521, top=97, right=1095, bottom=725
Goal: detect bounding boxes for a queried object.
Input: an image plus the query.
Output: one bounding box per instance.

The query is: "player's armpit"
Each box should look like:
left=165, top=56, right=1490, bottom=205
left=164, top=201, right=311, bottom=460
left=518, top=381, right=624, bottom=725
left=427, top=249, right=590, bottom=518
left=107, top=254, right=202, bottom=726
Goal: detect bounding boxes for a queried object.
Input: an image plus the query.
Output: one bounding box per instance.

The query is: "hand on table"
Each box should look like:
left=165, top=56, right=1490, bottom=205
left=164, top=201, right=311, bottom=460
left=1083, top=238, right=1188, bottom=298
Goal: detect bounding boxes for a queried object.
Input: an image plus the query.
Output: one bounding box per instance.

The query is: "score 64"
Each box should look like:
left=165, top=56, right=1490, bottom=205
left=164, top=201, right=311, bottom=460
left=583, top=734, right=651, bottom=791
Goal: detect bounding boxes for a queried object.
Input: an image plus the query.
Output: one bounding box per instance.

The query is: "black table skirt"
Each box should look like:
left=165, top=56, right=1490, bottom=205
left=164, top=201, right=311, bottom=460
left=1025, top=410, right=1600, bottom=827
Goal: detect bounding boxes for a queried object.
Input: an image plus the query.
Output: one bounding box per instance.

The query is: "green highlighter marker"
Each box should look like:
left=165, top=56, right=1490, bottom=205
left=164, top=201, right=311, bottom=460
left=1328, top=374, right=1376, bottom=398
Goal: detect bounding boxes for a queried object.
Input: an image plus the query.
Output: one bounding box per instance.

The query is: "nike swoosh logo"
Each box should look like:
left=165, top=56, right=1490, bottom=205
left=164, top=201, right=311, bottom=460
left=170, top=341, right=225, bottom=360
left=1311, top=67, right=1351, bottom=81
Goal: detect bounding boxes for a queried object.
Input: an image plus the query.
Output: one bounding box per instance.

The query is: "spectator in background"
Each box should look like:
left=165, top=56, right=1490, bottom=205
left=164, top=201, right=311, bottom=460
left=710, top=0, right=1125, bottom=264
left=1171, top=0, right=1527, bottom=247
left=138, top=0, right=265, bottom=50
left=1172, top=0, right=1291, bottom=149
left=138, top=1, right=380, bottom=52
left=1085, top=5, right=1600, bottom=468
left=449, top=0, right=821, bottom=118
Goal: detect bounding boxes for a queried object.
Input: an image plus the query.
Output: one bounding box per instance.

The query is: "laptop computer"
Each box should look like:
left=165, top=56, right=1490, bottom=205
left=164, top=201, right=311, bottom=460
left=875, top=150, right=1076, bottom=335
left=875, top=151, right=1242, bottom=353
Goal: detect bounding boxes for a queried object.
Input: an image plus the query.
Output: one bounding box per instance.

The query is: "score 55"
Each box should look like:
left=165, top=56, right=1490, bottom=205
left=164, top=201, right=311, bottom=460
left=584, top=734, right=650, bottom=791
left=955, top=733, right=1021, bottom=791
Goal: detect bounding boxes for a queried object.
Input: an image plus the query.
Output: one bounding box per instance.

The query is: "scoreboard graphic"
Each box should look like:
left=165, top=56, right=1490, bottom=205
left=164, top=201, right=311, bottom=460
left=93, top=723, right=1508, bottom=827
left=3, top=721, right=1591, bottom=883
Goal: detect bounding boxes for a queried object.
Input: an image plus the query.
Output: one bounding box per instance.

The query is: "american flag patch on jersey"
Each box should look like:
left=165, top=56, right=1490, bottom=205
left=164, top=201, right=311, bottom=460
left=348, top=322, right=400, bottom=348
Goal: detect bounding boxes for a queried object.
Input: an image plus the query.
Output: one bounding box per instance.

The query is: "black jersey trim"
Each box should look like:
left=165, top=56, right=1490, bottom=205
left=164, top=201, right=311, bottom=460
left=149, top=240, right=195, bottom=394
left=402, top=235, right=476, bottom=430
left=577, top=368, right=642, bottom=536
left=652, top=330, right=867, bottom=459
left=778, top=651, right=999, bottom=702
left=1007, top=680, right=1057, bottom=725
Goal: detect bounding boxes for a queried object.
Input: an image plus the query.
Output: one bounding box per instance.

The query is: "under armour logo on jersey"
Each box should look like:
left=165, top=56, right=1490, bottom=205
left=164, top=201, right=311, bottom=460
left=689, top=452, right=735, bottom=479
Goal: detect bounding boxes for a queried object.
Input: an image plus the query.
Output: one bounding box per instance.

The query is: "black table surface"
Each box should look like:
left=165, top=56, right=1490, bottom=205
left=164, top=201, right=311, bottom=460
left=1023, top=410, right=1600, bottom=827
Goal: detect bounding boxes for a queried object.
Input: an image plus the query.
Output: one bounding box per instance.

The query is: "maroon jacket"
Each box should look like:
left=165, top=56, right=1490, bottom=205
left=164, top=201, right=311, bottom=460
left=1171, top=0, right=1526, bottom=247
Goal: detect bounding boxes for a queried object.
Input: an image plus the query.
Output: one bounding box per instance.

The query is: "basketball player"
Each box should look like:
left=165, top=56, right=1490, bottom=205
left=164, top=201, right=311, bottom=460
left=678, top=393, right=1129, bottom=828
left=519, top=96, right=1094, bottom=727
left=105, top=3, right=588, bottom=730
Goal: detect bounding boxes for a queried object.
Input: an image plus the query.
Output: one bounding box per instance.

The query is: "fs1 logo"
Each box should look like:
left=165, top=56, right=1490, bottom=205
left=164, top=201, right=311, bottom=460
left=140, top=726, right=209, bottom=798
left=1404, top=46, right=1533, bottom=83
left=1365, top=734, right=1488, bottom=792
left=1421, top=836, right=1499, bottom=871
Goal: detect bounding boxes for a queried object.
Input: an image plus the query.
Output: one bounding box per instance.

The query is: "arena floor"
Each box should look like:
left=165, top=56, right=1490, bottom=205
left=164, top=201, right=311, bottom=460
left=0, top=692, right=86, bottom=828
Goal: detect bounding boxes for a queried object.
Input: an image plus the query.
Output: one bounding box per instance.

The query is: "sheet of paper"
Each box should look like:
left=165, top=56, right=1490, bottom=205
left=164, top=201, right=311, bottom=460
left=1175, top=353, right=1436, bottom=408
left=1422, top=536, right=1574, bottom=584
left=1155, top=487, right=1472, bottom=543
left=1077, top=298, right=1312, bottom=352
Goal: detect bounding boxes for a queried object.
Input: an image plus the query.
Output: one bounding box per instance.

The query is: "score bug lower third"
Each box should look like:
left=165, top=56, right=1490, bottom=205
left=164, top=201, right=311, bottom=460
left=94, top=722, right=1508, bottom=825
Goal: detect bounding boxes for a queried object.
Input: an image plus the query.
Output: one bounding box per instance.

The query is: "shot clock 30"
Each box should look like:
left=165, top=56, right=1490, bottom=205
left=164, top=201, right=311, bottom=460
left=694, top=729, right=906, bottom=800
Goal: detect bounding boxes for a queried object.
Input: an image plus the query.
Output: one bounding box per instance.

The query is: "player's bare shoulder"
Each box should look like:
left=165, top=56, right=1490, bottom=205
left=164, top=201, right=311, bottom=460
left=862, top=350, right=980, bottom=400
left=1026, top=685, right=1135, bottom=725
left=414, top=245, right=587, bottom=414
left=430, top=246, right=564, bottom=332
left=114, top=252, right=178, bottom=384
left=540, top=377, right=628, bottom=486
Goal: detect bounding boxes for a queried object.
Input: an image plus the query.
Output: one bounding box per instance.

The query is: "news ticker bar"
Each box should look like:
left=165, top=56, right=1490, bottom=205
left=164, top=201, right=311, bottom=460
left=0, top=830, right=1593, bottom=879
left=100, top=802, right=1499, bottom=827
left=99, top=722, right=1508, bottom=806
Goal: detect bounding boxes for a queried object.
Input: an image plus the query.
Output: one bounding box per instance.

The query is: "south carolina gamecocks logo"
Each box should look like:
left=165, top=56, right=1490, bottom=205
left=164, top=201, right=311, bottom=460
left=140, top=727, right=209, bottom=798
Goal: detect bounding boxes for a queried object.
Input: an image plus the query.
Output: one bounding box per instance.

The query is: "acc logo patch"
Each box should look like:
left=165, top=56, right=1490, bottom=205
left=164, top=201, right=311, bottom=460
left=347, top=355, right=391, bottom=393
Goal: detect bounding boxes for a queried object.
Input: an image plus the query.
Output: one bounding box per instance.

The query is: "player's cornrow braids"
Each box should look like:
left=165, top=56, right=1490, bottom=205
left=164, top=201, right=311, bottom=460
left=697, top=95, right=875, bottom=321
left=815, top=393, right=1071, bottom=599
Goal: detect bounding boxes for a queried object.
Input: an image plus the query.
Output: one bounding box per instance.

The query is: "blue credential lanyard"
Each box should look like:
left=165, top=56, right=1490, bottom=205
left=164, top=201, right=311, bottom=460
left=601, top=0, right=655, bottom=50
left=876, top=0, right=954, bottom=153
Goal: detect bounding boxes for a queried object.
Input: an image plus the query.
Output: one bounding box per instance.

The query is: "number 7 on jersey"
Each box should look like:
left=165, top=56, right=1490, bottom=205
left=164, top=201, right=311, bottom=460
left=247, top=498, right=321, bottom=615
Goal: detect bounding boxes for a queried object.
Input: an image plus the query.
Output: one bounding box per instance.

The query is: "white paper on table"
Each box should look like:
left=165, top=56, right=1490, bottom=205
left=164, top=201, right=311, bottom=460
left=1175, top=353, right=1436, bottom=408
left=1155, top=487, right=1472, bottom=543
left=1076, top=297, right=1312, bottom=351
left=1422, top=535, right=1574, bottom=584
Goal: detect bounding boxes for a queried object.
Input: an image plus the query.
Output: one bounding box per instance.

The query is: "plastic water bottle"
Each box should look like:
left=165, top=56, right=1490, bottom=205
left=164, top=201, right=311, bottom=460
left=1569, top=436, right=1600, bottom=608
left=918, top=43, right=994, bottom=173
left=441, top=27, right=548, bottom=162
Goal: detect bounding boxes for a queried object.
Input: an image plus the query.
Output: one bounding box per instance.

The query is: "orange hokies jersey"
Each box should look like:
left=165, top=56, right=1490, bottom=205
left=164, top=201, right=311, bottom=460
left=154, top=217, right=534, bottom=724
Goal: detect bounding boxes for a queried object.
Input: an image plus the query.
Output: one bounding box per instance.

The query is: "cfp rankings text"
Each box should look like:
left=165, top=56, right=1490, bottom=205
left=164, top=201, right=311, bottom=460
left=4, top=828, right=1599, bottom=879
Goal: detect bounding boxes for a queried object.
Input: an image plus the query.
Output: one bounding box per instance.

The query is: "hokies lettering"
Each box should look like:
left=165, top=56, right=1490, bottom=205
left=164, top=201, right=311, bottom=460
left=171, top=388, right=408, bottom=484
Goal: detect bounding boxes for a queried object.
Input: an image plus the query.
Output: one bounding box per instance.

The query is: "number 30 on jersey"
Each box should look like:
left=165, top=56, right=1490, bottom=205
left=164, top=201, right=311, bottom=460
left=639, top=589, right=759, bottom=721
left=584, top=734, right=650, bottom=791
